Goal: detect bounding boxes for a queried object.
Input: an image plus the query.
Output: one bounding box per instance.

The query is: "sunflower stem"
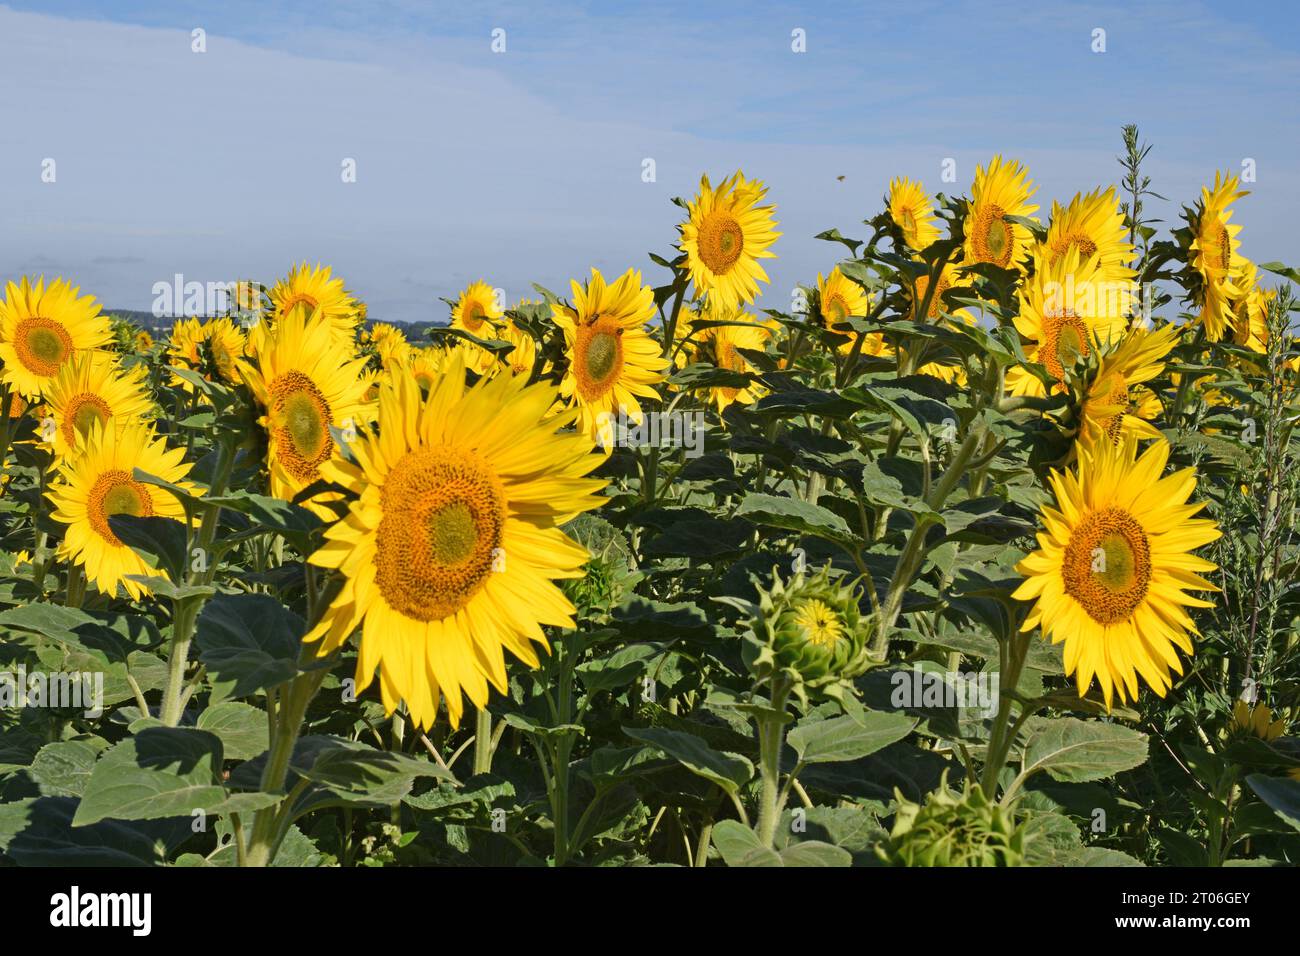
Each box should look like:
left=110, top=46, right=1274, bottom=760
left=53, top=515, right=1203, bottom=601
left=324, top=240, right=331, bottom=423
left=159, top=434, right=236, bottom=727
left=981, top=626, right=1031, bottom=799
left=244, top=660, right=329, bottom=867
left=473, top=704, right=494, bottom=775
left=872, top=421, right=986, bottom=658
left=755, top=677, right=791, bottom=849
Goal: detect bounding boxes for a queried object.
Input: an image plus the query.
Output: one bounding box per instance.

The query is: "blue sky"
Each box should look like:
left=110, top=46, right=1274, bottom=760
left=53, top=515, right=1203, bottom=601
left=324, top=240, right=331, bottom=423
left=1, top=1, right=1297, bottom=322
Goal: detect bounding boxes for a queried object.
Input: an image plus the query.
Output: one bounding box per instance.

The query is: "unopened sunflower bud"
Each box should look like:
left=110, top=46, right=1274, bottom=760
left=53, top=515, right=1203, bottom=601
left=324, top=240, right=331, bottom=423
left=750, top=564, right=871, bottom=691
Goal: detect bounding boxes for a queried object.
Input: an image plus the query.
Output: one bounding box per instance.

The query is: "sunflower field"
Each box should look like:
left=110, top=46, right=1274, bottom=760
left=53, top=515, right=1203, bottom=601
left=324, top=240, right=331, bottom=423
left=2, top=127, right=1300, bottom=870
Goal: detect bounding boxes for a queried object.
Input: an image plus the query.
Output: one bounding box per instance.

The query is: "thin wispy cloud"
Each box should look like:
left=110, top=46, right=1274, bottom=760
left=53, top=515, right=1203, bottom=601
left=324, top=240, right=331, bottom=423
left=1, top=1, right=1296, bottom=321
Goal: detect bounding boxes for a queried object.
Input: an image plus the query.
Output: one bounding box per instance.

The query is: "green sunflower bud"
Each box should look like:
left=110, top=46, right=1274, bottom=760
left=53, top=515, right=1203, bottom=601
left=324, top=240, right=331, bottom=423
left=748, top=564, right=871, bottom=694
left=878, top=772, right=1031, bottom=867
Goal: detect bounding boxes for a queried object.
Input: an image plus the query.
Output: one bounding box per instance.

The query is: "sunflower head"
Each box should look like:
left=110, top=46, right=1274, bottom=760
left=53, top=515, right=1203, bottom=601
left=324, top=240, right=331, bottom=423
left=268, top=262, right=361, bottom=342
left=963, top=156, right=1038, bottom=271
left=878, top=772, right=1032, bottom=867
left=451, top=281, right=503, bottom=336
left=1228, top=260, right=1272, bottom=353
left=816, top=267, right=883, bottom=357
left=908, top=262, right=973, bottom=324
left=680, top=302, right=772, bottom=413
left=47, top=419, right=196, bottom=600
left=1178, top=172, right=1249, bottom=342
left=887, top=177, right=942, bottom=251
left=1045, top=186, right=1135, bottom=285
left=1231, top=699, right=1287, bottom=742
left=0, top=277, right=112, bottom=399
left=243, top=304, right=375, bottom=517
left=365, top=322, right=413, bottom=370
left=397, top=346, right=448, bottom=392
left=43, top=351, right=155, bottom=461
left=482, top=319, right=538, bottom=379
left=679, top=171, right=781, bottom=309
left=166, top=317, right=249, bottom=391
left=1079, top=323, right=1179, bottom=450
left=750, top=564, right=872, bottom=695
left=551, top=267, right=669, bottom=448
left=304, top=355, right=609, bottom=730
left=1006, top=246, right=1134, bottom=398
left=1012, top=434, right=1221, bottom=709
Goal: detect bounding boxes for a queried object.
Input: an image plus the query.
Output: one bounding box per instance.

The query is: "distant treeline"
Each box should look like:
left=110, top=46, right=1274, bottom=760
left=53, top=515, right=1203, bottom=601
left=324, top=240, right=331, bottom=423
left=107, top=310, right=446, bottom=342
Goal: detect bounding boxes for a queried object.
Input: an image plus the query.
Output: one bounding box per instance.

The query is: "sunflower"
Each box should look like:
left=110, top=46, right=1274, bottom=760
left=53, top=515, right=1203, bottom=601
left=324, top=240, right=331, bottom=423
left=48, top=420, right=196, bottom=600
left=1012, top=434, right=1221, bottom=708
left=0, top=277, right=112, bottom=399
left=243, top=305, right=375, bottom=517
left=551, top=268, right=669, bottom=448
left=166, top=317, right=249, bottom=390
left=491, top=320, right=538, bottom=377
left=133, top=330, right=154, bottom=353
left=366, top=322, right=413, bottom=369
left=1006, top=247, right=1133, bottom=397
left=1185, top=172, right=1249, bottom=342
left=450, top=281, right=503, bottom=337
left=401, top=347, right=447, bottom=392
left=303, top=358, right=608, bottom=729
left=42, top=351, right=155, bottom=460
left=1079, top=324, right=1179, bottom=450
left=1232, top=700, right=1286, bottom=742
left=963, top=156, right=1038, bottom=271
left=908, top=263, right=972, bottom=323
left=817, top=267, right=881, bottom=356
left=268, top=263, right=361, bottom=342
left=680, top=303, right=772, bottom=412
left=679, top=171, right=781, bottom=309
left=887, top=178, right=942, bottom=251
left=1045, top=187, right=1135, bottom=285
left=1228, top=260, right=1272, bottom=353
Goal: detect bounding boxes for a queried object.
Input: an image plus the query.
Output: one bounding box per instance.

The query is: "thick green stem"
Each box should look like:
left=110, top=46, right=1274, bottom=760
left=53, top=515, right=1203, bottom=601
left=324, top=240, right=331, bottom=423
left=160, top=598, right=201, bottom=726
left=872, top=424, right=986, bottom=657
left=755, top=679, right=791, bottom=849
left=473, top=705, right=494, bottom=776
left=981, top=627, right=1031, bottom=798
left=550, top=632, right=579, bottom=866
left=243, top=664, right=328, bottom=866
left=159, top=440, right=236, bottom=726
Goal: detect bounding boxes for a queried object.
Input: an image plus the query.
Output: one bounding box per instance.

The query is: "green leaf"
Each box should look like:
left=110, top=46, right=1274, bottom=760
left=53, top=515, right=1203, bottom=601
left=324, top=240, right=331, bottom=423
left=293, top=741, right=454, bottom=813
left=787, top=712, right=918, bottom=764
left=612, top=597, right=711, bottom=639
left=576, top=643, right=660, bottom=694
left=27, top=738, right=110, bottom=797
left=710, top=819, right=781, bottom=867
left=0, top=603, right=98, bottom=641
left=1259, top=261, right=1300, bottom=284
left=623, top=726, right=753, bottom=795
left=1246, top=775, right=1300, bottom=832
left=1020, top=717, right=1149, bottom=784
left=735, top=492, right=856, bottom=543
left=778, top=840, right=853, bottom=867
left=0, top=797, right=179, bottom=866
left=499, top=712, right=585, bottom=739
left=196, top=701, right=270, bottom=761
left=107, top=515, right=188, bottom=581
left=194, top=593, right=306, bottom=702
left=207, top=492, right=323, bottom=550
left=73, top=727, right=229, bottom=825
